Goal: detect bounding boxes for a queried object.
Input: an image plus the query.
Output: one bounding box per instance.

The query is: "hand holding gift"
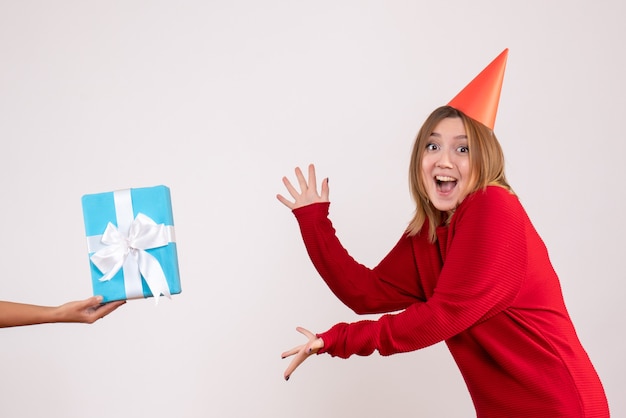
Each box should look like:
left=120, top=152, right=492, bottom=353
left=0, top=296, right=125, bottom=328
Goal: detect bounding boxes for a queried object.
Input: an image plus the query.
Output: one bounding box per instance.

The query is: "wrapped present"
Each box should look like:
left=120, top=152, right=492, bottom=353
left=81, top=185, right=181, bottom=303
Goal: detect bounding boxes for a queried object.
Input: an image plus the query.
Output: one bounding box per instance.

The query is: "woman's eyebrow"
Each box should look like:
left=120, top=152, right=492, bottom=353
left=429, top=132, right=468, bottom=140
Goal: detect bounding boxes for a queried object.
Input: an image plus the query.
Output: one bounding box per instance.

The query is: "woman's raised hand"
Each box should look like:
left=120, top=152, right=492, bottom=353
left=281, top=326, right=325, bottom=381
left=276, top=164, right=329, bottom=210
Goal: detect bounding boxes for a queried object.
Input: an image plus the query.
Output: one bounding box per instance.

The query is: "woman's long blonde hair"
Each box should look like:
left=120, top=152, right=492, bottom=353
left=407, top=106, right=512, bottom=242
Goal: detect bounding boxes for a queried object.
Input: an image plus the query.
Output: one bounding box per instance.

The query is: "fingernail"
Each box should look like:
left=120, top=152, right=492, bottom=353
left=285, top=375, right=290, bottom=381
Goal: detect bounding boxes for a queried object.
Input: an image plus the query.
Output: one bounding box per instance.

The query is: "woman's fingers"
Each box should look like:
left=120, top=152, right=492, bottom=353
left=278, top=164, right=329, bottom=210
left=320, top=176, right=330, bottom=201
left=295, top=166, right=308, bottom=193
left=281, top=176, right=299, bottom=198
left=284, top=353, right=306, bottom=381
left=281, top=345, right=302, bottom=359
left=276, top=193, right=293, bottom=209
left=306, top=164, right=317, bottom=194
left=281, top=327, right=323, bottom=381
left=296, top=326, right=315, bottom=339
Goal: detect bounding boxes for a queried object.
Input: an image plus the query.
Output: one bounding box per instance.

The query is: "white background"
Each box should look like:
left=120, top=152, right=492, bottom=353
left=1, top=1, right=624, bottom=417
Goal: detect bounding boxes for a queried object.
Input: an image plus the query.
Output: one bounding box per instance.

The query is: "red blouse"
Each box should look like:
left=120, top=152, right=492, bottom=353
left=292, top=186, right=609, bottom=417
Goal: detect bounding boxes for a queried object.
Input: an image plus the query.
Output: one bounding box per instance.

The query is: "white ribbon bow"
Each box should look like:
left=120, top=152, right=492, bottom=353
left=90, top=213, right=171, bottom=303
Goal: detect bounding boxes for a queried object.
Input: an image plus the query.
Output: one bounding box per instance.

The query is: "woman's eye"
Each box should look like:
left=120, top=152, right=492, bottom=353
left=458, top=146, right=469, bottom=153
left=426, top=143, right=438, bottom=151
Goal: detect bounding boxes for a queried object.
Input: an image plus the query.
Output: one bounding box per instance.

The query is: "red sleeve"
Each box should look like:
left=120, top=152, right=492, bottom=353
left=317, top=187, right=527, bottom=358
left=293, top=202, right=424, bottom=315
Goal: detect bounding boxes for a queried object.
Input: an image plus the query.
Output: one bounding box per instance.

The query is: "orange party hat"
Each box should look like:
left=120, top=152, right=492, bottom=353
left=447, top=48, right=508, bottom=130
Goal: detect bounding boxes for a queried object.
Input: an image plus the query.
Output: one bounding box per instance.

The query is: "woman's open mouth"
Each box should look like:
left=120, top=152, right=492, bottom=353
left=435, top=175, right=457, bottom=193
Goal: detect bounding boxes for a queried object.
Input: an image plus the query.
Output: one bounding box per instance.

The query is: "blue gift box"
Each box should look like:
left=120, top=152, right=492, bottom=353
left=81, top=185, right=181, bottom=303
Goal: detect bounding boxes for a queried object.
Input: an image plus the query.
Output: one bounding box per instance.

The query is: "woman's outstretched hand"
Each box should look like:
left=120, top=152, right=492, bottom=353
left=56, top=296, right=126, bottom=324
left=277, top=164, right=329, bottom=210
left=0, top=296, right=125, bottom=328
left=281, top=326, right=325, bottom=381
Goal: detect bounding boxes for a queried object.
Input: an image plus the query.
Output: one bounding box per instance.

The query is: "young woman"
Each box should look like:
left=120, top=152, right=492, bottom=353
left=0, top=296, right=124, bottom=327
left=276, top=50, right=610, bottom=417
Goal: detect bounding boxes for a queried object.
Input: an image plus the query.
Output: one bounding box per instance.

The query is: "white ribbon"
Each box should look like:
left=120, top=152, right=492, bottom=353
left=88, top=191, right=173, bottom=304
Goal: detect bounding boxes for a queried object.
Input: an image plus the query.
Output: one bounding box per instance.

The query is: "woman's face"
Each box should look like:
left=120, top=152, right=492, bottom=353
left=421, top=117, right=472, bottom=213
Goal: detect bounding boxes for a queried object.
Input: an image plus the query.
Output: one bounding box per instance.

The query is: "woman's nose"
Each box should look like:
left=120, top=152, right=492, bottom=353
left=435, top=151, right=453, bottom=168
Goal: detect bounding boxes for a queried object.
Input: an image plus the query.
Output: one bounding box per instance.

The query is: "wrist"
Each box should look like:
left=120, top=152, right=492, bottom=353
left=48, top=305, right=65, bottom=323
left=315, top=334, right=328, bottom=354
